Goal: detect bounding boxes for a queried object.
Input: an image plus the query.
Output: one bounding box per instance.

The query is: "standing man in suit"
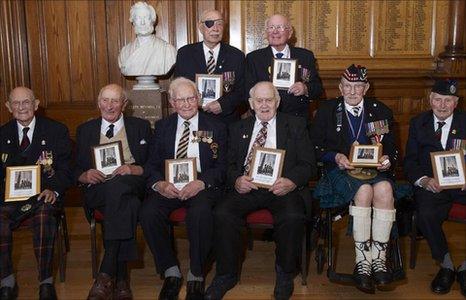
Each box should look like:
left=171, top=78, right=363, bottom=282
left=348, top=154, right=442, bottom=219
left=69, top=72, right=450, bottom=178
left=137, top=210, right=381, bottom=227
left=0, top=87, right=72, bottom=300
left=311, top=65, right=398, bottom=293
left=245, top=14, right=322, bottom=119
left=140, top=77, right=227, bottom=300
left=174, top=9, right=245, bottom=124
left=404, top=79, right=466, bottom=296
left=204, top=82, right=315, bottom=300
left=76, top=84, right=152, bottom=300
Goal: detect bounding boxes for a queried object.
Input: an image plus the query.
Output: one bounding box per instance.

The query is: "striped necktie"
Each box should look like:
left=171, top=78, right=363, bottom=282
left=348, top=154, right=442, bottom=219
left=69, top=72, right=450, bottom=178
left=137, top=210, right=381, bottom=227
left=352, top=107, right=360, bottom=117
left=435, top=121, right=446, bottom=141
left=176, top=121, right=191, bottom=158
left=106, top=124, right=114, bottom=139
left=207, top=50, right=216, bottom=74
left=244, top=122, right=268, bottom=175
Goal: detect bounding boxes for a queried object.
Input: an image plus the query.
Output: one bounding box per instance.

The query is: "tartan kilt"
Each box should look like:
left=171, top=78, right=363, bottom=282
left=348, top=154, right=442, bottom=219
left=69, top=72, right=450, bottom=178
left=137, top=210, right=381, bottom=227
left=314, top=168, right=394, bottom=208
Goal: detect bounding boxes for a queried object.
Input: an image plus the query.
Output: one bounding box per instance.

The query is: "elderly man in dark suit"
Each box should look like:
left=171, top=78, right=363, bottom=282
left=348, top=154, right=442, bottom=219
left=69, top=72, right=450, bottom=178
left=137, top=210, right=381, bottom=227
left=174, top=9, right=245, bottom=124
left=404, top=79, right=466, bottom=296
left=140, top=77, right=227, bottom=300
left=311, top=65, right=398, bottom=293
left=204, top=81, right=315, bottom=300
left=76, top=84, right=152, bottom=300
left=245, top=14, right=322, bottom=119
left=0, top=87, right=72, bottom=300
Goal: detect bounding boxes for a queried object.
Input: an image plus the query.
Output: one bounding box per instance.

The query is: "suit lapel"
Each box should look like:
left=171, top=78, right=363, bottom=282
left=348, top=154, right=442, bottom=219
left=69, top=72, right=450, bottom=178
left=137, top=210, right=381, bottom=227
left=167, top=114, right=178, bottom=158
left=194, top=43, right=208, bottom=73
left=215, top=43, right=226, bottom=73
left=198, top=114, right=208, bottom=169
left=338, top=99, right=350, bottom=149
left=423, top=112, right=443, bottom=149
left=276, top=113, right=288, bottom=149
left=446, top=111, right=461, bottom=150
left=123, top=117, right=138, bottom=160
left=239, top=117, right=255, bottom=160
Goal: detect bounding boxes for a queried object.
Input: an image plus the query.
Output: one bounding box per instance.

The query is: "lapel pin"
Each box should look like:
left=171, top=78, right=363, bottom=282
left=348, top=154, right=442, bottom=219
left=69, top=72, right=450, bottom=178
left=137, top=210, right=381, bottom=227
left=6, top=140, right=10, bottom=144
left=219, top=65, right=222, bottom=69
left=41, top=140, right=46, bottom=145
left=452, top=129, right=457, bottom=135
left=373, top=103, right=377, bottom=107
left=336, top=127, right=341, bottom=132
left=369, top=113, right=373, bottom=117
left=242, top=134, right=249, bottom=139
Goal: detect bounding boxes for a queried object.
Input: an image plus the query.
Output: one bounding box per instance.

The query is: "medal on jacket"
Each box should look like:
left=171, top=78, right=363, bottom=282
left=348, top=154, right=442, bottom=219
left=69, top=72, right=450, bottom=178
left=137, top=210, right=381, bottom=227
left=36, top=150, right=54, bottom=177
left=366, top=119, right=389, bottom=144
left=450, top=138, right=466, bottom=151
left=1, top=153, right=8, bottom=163
left=223, top=71, right=235, bottom=93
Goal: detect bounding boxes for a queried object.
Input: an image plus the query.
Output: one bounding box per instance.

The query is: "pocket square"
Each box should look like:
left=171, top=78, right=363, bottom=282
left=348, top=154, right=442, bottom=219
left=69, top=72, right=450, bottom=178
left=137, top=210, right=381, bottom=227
left=140, top=139, right=147, bottom=145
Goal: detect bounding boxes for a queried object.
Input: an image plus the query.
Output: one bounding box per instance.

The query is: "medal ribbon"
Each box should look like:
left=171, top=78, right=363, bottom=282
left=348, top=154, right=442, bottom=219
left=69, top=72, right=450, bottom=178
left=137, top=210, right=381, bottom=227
left=344, top=107, right=364, bottom=143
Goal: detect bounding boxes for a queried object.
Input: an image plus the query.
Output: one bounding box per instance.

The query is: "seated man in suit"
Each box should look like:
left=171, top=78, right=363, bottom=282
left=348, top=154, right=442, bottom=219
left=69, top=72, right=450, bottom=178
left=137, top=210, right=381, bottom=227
left=245, top=14, right=322, bottom=119
left=404, top=79, right=466, bottom=296
left=0, top=87, right=72, bottom=300
left=140, top=77, right=227, bottom=300
left=75, top=84, right=152, bottom=300
left=174, top=9, right=245, bottom=124
left=311, top=65, right=398, bottom=293
left=204, top=81, right=315, bottom=300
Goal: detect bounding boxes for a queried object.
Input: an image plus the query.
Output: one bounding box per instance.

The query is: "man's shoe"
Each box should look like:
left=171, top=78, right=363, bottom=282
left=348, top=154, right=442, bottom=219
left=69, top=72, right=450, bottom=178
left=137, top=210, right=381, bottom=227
left=0, top=284, right=18, bottom=300
left=204, top=274, right=238, bottom=300
left=185, top=281, right=204, bottom=300
left=273, top=265, right=295, bottom=300
left=114, top=280, right=133, bottom=300
left=457, top=269, right=466, bottom=297
left=372, top=258, right=393, bottom=285
left=39, top=283, right=57, bottom=300
left=87, top=273, right=114, bottom=300
left=431, top=268, right=455, bottom=294
left=353, top=261, right=374, bottom=294
left=158, top=277, right=182, bottom=300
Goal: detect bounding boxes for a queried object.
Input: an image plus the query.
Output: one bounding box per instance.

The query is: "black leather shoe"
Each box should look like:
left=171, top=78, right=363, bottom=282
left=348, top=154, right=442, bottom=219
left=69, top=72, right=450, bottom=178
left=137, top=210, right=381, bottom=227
left=457, top=269, right=466, bottom=297
left=431, top=268, right=455, bottom=294
left=274, top=265, right=294, bottom=300
left=204, top=274, right=238, bottom=300
left=353, top=261, right=374, bottom=294
left=0, top=284, right=18, bottom=300
left=185, top=281, right=204, bottom=300
left=39, top=283, right=57, bottom=300
left=158, top=277, right=182, bottom=300
left=372, top=258, right=393, bottom=286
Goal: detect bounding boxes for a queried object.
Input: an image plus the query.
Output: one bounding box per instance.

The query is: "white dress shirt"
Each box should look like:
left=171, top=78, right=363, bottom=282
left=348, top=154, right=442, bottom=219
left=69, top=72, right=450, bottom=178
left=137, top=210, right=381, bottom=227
left=244, top=116, right=277, bottom=165
left=344, top=100, right=364, bottom=117
left=271, top=44, right=290, bottom=59
left=17, top=116, right=36, bottom=144
left=203, top=43, right=220, bottom=66
left=174, top=113, right=201, bottom=172
left=101, top=114, right=124, bottom=136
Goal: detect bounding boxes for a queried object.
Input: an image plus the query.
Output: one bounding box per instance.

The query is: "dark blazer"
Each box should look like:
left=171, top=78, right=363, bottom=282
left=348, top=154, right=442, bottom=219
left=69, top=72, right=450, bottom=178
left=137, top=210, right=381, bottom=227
left=311, top=97, right=398, bottom=173
left=227, top=112, right=316, bottom=188
left=74, top=116, right=152, bottom=181
left=0, top=116, right=72, bottom=203
left=174, top=42, right=245, bottom=124
left=404, top=110, right=466, bottom=184
left=145, top=112, right=227, bottom=189
left=245, top=46, right=322, bottom=118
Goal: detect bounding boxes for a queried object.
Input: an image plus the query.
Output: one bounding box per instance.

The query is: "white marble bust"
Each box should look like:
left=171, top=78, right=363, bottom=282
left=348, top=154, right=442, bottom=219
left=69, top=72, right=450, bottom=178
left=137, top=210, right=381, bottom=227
left=118, top=2, right=176, bottom=77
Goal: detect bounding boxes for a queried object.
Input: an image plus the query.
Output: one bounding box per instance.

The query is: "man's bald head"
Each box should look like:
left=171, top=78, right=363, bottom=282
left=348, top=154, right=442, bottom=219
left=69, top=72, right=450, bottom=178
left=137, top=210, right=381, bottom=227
left=8, top=87, right=35, bottom=103
left=6, top=86, right=40, bottom=126
left=97, top=84, right=128, bottom=123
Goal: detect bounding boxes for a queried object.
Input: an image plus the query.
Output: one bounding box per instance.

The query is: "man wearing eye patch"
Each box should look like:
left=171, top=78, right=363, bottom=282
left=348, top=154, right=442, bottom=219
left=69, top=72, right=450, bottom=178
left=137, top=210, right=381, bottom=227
left=174, top=9, right=245, bottom=125
left=245, top=14, right=322, bottom=119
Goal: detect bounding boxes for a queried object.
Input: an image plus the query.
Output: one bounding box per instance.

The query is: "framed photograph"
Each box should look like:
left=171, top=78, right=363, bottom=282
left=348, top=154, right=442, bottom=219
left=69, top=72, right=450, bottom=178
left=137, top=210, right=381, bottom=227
left=271, top=58, right=297, bottom=90
left=430, top=150, right=466, bottom=189
left=349, top=144, right=383, bottom=167
left=165, top=158, right=197, bottom=190
left=248, top=147, right=286, bottom=188
left=92, top=141, right=124, bottom=176
left=5, top=165, right=41, bottom=202
left=195, top=74, right=223, bottom=106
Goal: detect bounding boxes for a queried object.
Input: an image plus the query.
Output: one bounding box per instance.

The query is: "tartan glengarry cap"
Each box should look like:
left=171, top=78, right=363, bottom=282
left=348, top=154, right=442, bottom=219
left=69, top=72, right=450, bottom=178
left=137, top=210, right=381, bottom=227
left=342, top=64, right=368, bottom=83
left=432, top=79, right=458, bottom=96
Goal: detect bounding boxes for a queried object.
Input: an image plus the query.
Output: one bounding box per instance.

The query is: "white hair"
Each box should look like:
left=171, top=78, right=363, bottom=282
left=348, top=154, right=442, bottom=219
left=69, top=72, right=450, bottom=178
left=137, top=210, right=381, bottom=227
left=249, top=81, right=280, bottom=102
left=129, top=2, right=156, bottom=23
left=169, top=77, right=199, bottom=99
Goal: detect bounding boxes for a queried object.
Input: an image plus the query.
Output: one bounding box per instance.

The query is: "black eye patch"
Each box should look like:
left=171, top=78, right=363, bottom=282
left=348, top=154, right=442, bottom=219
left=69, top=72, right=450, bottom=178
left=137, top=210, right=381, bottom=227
left=204, top=20, right=215, bottom=28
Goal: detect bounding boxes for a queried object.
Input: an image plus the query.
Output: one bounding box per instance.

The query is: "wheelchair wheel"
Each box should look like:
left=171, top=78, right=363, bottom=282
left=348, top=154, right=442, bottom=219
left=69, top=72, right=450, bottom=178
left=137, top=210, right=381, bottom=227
left=315, top=244, right=325, bottom=274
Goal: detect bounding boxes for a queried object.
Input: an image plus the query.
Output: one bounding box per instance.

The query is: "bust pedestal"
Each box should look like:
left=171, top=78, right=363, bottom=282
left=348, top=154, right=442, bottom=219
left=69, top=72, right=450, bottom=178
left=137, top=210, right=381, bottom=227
left=126, top=89, right=168, bottom=128
left=133, top=76, right=160, bottom=90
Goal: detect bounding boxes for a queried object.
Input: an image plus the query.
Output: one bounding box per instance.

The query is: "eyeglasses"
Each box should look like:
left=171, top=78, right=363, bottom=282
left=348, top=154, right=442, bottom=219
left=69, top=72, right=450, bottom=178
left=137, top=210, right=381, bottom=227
left=266, top=24, right=290, bottom=32
left=202, top=19, right=224, bottom=28
left=173, top=96, right=198, bottom=104
left=10, top=99, right=35, bottom=108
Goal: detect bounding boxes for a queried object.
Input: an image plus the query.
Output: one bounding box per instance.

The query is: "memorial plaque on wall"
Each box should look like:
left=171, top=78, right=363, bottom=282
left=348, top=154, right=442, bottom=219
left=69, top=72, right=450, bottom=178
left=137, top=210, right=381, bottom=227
left=126, top=90, right=168, bottom=129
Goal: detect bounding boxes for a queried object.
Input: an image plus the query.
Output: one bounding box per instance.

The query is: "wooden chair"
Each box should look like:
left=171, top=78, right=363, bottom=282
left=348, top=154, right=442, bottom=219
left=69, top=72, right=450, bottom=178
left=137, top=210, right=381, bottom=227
left=409, top=201, right=466, bottom=269
left=88, top=209, right=104, bottom=278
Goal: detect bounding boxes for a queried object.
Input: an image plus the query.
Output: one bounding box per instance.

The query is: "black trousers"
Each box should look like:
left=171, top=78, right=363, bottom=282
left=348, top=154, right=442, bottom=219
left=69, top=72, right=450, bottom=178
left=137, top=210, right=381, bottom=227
left=214, top=189, right=305, bottom=276
left=84, top=175, right=145, bottom=261
left=415, top=187, right=466, bottom=261
left=139, top=189, right=216, bottom=277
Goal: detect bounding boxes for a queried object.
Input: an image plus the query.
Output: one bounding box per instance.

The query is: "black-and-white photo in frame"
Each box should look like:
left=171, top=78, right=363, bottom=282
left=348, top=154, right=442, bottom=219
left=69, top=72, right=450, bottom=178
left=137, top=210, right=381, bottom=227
left=92, top=141, right=124, bottom=177
left=430, top=150, right=466, bottom=189
left=248, top=147, right=286, bottom=188
left=271, top=58, right=297, bottom=90
left=165, top=158, right=197, bottom=190
left=195, top=74, right=223, bottom=106
left=5, top=165, right=41, bottom=202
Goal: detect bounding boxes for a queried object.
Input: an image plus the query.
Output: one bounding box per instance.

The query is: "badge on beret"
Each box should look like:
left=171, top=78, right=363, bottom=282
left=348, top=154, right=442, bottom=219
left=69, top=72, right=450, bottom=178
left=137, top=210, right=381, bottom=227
left=342, top=64, right=368, bottom=82
left=432, top=79, right=458, bottom=96
left=450, top=84, right=456, bottom=94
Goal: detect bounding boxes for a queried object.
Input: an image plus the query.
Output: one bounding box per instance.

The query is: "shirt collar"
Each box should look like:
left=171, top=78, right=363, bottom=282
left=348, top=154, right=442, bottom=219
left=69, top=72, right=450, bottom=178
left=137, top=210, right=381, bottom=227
left=101, top=114, right=124, bottom=133
left=255, top=115, right=277, bottom=128
left=203, top=43, right=221, bottom=59
left=433, top=113, right=453, bottom=128
left=17, top=116, right=36, bottom=134
left=271, top=44, right=290, bottom=58
left=177, top=112, right=199, bottom=128
left=344, top=99, right=364, bottom=117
